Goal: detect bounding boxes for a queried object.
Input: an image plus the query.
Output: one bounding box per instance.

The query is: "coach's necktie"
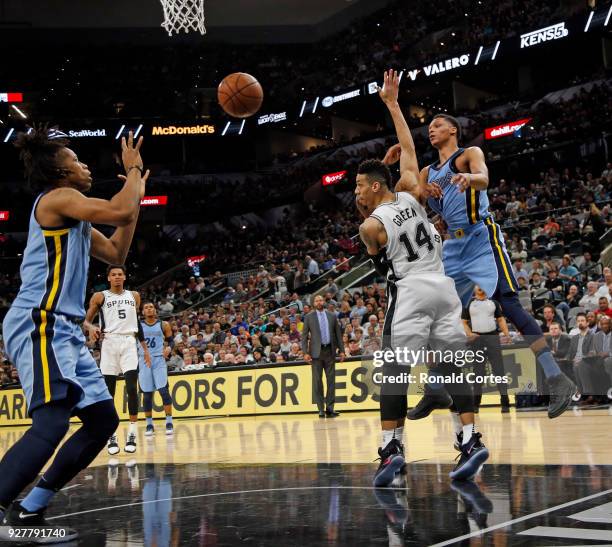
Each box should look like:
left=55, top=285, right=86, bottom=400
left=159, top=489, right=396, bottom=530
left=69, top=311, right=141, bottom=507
left=319, top=312, right=330, bottom=346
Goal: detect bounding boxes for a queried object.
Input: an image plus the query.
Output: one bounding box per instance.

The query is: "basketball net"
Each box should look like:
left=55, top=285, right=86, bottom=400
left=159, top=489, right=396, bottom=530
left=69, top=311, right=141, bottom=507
left=159, top=0, right=206, bottom=36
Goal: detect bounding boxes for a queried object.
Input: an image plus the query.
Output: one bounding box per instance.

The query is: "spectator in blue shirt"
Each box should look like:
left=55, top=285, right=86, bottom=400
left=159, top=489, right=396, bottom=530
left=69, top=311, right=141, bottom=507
left=559, top=255, right=580, bottom=283
left=230, top=313, right=249, bottom=335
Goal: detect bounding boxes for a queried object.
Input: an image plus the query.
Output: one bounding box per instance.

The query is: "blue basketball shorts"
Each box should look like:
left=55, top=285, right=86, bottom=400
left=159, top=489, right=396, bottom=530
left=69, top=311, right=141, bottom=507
left=2, top=306, right=111, bottom=416
left=138, top=355, right=169, bottom=393
left=443, top=218, right=518, bottom=307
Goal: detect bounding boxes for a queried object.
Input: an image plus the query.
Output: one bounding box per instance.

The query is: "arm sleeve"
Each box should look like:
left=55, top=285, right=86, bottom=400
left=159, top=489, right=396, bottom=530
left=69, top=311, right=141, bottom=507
left=493, top=301, right=503, bottom=318
left=461, top=307, right=470, bottom=321
left=137, top=321, right=145, bottom=342
left=165, top=336, right=175, bottom=348
left=370, top=250, right=389, bottom=277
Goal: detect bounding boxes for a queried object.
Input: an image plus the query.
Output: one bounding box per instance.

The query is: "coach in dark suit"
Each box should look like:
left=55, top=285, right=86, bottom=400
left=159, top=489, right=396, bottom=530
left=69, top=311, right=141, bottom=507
left=302, top=294, right=345, bottom=417
left=566, top=313, right=600, bottom=403
left=546, top=323, right=572, bottom=358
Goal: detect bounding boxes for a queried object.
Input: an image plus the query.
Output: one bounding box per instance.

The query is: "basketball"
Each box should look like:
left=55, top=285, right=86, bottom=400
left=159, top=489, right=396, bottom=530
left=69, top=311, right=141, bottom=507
left=217, top=72, right=264, bottom=118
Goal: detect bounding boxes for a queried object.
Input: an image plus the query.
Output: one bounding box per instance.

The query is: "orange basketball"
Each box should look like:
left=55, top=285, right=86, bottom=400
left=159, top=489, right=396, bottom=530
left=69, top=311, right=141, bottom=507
left=217, top=72, right=264, bottom=118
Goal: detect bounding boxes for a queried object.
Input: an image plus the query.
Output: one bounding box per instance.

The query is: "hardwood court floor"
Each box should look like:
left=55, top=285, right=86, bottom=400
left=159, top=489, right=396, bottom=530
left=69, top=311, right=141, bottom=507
left=1, top=408, right=612, bottom=546
left=0, top=406, right=610, bottom=468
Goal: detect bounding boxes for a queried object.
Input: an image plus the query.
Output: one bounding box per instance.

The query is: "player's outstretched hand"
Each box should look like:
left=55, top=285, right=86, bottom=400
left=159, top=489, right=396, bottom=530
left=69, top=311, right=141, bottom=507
left=382, top=143, right=401, bottom=165
left=118, top=169, right=151, bottom=199
left=378, top=69, right=400, bottom=105
left=425, top=182, right=443, bottom=200
left=121, top=130, right=144, bottom=173
left=451, top=173, right=471, bottom=193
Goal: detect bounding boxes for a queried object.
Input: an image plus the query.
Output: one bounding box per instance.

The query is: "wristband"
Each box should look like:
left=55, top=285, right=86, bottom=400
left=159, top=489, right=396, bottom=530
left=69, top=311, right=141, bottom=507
left=127, top=165, right=143, bottom=175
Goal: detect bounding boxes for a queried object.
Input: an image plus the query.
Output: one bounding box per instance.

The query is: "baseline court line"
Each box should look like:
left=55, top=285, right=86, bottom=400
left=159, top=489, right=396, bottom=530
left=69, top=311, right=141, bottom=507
left=429, top=488, right=612, bottom=547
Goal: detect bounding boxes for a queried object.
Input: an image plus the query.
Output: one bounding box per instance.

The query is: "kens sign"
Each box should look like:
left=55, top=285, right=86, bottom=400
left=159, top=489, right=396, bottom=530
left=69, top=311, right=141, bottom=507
left=520, top=23, right=568, bottom=48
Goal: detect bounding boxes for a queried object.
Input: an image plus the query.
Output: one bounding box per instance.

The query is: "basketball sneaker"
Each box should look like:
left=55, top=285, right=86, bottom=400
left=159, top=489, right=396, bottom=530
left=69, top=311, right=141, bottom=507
left=165, top=422, right=174, bottom=435
left=107, top=434, right=120, bottom=455
left=145, top=424, right=155, bottom=436
left=449, top=432, right=489, bottom=481
left=1, top=502, right=79, bottom=544
left=547, top=373, right=577, bottom=419
left=406, top=385, right=452, bottom=420
left=125, top=432, right=137, bottom=453
left=373, top=438, right=405, bottom=487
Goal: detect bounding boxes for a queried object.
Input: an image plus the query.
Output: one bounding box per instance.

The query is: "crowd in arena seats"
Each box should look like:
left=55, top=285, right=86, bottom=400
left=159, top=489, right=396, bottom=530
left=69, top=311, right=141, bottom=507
left=116, top=279, right=390, bottom=372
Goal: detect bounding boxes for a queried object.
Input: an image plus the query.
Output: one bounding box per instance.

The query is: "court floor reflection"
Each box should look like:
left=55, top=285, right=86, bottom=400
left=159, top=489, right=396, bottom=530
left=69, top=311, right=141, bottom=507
left=32, top=462, right=612, bottom=546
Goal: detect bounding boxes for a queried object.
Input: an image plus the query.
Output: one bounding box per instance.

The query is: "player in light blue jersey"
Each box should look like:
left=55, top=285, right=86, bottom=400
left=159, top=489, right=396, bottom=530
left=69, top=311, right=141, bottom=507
left=383, top=79, right=576, bottom=422
left=139, top=302, right=174, bottom=436
left=0, top=127, right=149, bottom=540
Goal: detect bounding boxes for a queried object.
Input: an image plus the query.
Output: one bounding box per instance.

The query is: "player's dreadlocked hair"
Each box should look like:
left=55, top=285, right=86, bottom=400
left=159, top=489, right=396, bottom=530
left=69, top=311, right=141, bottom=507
left=357, top=159, right=392, bottom=189
left=13, top=125, right=70, bottom=192
left=432, top=113, right=462, bottom=141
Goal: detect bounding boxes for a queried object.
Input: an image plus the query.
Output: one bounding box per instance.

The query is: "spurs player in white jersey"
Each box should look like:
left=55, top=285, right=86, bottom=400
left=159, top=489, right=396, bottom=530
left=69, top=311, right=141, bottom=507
left=86, top=264, right=150, bottom=455
left=357, top=70, right=488, bottom=487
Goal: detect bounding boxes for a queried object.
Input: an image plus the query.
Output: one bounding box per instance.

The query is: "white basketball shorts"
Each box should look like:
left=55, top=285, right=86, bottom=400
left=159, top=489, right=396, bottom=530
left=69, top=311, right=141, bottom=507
left=383, top=272, right=466, bottom=360
left=100, top=333, right=139, bottom=376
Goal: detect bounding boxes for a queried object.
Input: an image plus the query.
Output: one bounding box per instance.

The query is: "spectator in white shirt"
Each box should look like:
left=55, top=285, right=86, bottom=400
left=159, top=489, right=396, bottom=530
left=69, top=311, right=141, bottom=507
left=174, top=325, right=190, bottom=344
left=159, top=298, right=174, bottom=314
left=579, top=281, right=601, bottom=311
left=596, top=282, right=612, bottom=301
left=306, top=255, right=320, bottom=277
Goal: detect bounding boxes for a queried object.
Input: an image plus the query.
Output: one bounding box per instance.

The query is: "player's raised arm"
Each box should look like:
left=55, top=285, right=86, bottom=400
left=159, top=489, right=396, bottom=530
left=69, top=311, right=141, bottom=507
left=378, top=70, right=419, bottom=181
left=93, top=135, right=151, bottom=264
left=43, top=132, right=147, bottom=227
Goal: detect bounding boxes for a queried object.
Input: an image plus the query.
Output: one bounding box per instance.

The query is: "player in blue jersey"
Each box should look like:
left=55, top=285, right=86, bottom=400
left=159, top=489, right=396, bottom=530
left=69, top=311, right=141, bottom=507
left=382, top=76, right=576, bottom=421
left=139, top=302, right=174, bottom=436
left=0, top=127, right=149, bottom=541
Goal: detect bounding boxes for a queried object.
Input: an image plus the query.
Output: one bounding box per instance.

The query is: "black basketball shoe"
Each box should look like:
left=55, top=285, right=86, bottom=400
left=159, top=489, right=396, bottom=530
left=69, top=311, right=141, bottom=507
left=1, top=502, right=79, bottom=544
left=373, top=438, right=406, bottom=487
left=547, top=373, right=577, bottom=419
left=449, top=432, right=489, bottom=481
left=406, top=385, right=452, bottom=420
